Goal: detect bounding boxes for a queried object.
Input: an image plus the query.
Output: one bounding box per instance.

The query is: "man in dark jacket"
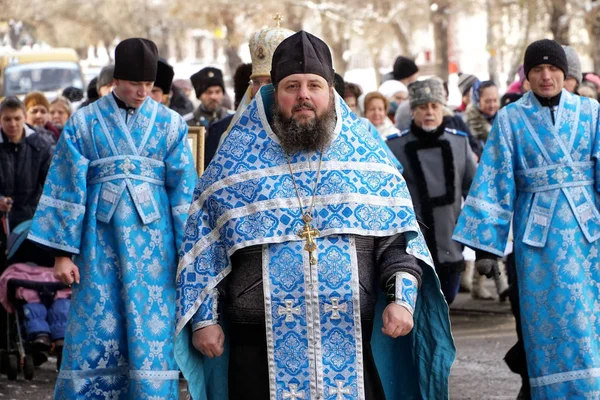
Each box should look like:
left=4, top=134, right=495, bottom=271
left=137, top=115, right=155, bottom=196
left=0, top=97, right=54, bottom=265
left=0, top=97, right=53, bottom=233
left=0, top=96, right=55, bottom=349
left=184, top=67, right=233, bottom=128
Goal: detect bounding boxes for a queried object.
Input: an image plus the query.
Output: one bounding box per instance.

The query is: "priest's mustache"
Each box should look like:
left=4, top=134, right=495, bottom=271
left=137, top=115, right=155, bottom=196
left=292, top=101, right=316, bottom=112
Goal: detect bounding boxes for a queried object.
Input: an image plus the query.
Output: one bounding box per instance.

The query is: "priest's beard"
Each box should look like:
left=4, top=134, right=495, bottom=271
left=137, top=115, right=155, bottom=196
left=272, top=96, right=337, bottom=154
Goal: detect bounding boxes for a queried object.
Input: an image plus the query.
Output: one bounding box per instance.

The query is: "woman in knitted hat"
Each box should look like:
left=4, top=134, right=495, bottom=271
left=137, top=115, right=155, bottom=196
left=24, top=91, right=59, bottom=143
left=455, top=73, right=478, bottom=113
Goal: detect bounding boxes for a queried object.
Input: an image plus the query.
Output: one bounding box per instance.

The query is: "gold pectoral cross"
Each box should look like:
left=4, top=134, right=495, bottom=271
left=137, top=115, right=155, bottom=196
left=298, top=213, right=320, bottom=265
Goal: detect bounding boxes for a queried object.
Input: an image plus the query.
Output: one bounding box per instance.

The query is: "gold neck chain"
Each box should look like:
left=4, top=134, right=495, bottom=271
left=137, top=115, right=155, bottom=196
left=284, top=149, right=324, bottom=221
left=284, top=149, right=325, bottom=265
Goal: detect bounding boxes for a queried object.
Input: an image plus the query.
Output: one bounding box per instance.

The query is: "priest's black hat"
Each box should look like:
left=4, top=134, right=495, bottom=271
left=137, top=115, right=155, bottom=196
left=113, top=38, right=158, bottom=82
left=270, top=30, right=335, bottom=88
left=155, top=59, right=175, bottom=95
left=523, top=39, right=567, bottom=80
left=190, top=67, right=225, bottom=99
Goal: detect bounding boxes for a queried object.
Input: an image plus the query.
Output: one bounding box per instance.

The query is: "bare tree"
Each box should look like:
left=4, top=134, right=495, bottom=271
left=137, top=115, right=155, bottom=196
left=585, top=1, right=600, bottom=71
left=549, top=0, right=570, bottom=44
left=430, top=0, right=451, bottom=80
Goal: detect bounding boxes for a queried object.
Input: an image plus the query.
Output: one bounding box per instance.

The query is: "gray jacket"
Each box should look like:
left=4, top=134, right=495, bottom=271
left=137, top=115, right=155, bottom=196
left=387, top=124, right=477, bottom=272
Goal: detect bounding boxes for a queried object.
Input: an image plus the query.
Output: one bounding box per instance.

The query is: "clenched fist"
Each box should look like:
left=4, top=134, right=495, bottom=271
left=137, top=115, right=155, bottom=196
left=381, top=303, right=414, bottom=338
left=54, top=257, right=80, bottom=285
left=192, top=324, right=225, bottom=358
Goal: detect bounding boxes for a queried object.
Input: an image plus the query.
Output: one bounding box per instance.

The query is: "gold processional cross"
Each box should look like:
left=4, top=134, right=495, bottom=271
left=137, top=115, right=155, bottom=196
left=298, top=213, right=319, bottom=265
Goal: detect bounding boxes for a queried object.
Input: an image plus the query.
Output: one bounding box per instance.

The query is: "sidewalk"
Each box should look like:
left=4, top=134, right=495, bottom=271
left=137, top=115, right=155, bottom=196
left=450, top=279, right=513, bottom=315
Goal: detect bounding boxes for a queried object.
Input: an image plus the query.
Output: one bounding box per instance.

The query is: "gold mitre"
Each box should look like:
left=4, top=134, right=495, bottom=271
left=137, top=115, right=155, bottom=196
left=249, top=16, right=294, bottom=79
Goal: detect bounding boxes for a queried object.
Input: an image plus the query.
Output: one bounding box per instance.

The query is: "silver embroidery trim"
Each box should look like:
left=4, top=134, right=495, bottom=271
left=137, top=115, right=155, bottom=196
left=28, top=234, right=80, bottom=254
left=262, top=244, right=279, bottom=400
left=172, top=204, right=190, bottom=215
left=513, top=160, right=594, bottom=176
left=179, top=195, right=414, bottom=274
left=529, top=367, right=600, bottom=388
left=567, top=95, right=581, bottom=154
left=89, top=155, right=165, bottom=167
left=192, top=320, right=217, bottom=331
left=93, top=102, right=120, bottom=156
left=129, top=370, right=180, bottom=380
left=73, top=111, right=93, bottom=154
left=497, top=110, right=515, bottom=155
left=518, top=181, right=594, bottom=193
left=89, top=174, right=165, bottom=185
left=109, top=94, right=141, bottom=155
left=97, top=181, right=126, bottom=223
left=177, top=266, right=232, bottom=335
left=188, top=161, right=402, bottom=216
left=464, top=196, right=513, bottom=222
left=137, top=100, right=159, bottom=154
left=166, top=113, right=180, bottom=153
left=522, top=190, right=559, bottom=247
left=394, top=272, right=418, bottom=315
left=58, top=368, right=179, bottom=380
left=39, top=195, right=86, bottom=213
left=125, top=179, right=160, bottom=224
left=591, top=100, right=600, bottom=143
left=59, top=366, right=127, bottom=379
left=348, top=236, right=366, bottom=400
left=564, top=186, right=600, bottom=242
left=308, top=239, right=321, bottom=399
left=224, top=226, right=423, bottom=269
left=191, top=288, right=220, bottom=330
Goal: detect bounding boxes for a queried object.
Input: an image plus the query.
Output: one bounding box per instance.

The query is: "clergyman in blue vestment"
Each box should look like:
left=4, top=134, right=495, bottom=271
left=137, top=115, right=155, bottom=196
left=175, top=30, right=455, bottom=400
left=454, top=39, right=600, bottom=399
left=28, top=38, right=197, bottom=398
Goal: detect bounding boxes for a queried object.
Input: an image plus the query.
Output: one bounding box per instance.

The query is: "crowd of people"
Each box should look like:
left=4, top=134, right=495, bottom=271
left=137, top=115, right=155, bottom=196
left=0, top=18, right=599, bottom=400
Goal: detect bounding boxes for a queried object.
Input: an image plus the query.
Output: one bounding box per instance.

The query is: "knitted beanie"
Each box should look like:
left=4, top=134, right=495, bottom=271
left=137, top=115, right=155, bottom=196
left=393, top=56, right=419, bottom=81
left=457, top=73, right=478, bottom=97
left=523, top=39, right=567, bottom=79
left=562, top=45, right=582, bottom=84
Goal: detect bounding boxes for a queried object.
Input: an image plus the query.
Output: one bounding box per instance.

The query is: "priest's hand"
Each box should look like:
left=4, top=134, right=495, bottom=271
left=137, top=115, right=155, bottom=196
left=381, top=303, right=414, bottom=338
left=193, top=324, right=224, bottom=358
left=54, top=257, right=80, bottom=285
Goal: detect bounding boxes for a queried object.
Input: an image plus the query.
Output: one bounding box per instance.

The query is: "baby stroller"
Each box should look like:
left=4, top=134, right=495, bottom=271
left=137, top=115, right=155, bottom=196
left=0, top=218, right=70, bottom=381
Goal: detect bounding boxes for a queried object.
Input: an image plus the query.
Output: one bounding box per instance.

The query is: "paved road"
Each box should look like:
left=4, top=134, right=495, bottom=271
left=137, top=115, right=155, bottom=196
left=1, top=292, right=521, bottom=399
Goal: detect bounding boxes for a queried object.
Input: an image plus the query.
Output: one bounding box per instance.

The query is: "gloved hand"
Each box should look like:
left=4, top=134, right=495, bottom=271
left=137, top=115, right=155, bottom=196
left=475, top=258, right=500, bottom=279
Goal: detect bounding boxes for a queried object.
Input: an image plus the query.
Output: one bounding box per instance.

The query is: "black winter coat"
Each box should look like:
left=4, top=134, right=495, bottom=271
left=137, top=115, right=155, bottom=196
left=0, top=128, right=53, bottom=227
